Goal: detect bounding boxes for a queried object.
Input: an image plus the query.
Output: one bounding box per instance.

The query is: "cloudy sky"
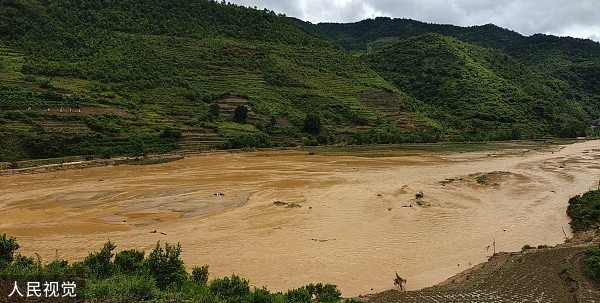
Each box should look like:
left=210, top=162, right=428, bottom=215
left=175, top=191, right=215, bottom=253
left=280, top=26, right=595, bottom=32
left=228, top=0, right=600, bottom=42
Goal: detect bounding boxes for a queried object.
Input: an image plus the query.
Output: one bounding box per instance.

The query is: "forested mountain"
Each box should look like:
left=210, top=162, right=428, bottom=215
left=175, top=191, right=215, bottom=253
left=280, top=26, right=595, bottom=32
left=366, top=33, right=589, bottom=139
left=0, top=0, right=433, bottom=161
left=0, top=2, right=598, bottom=161
left=307, top=17, right=600, bottom=137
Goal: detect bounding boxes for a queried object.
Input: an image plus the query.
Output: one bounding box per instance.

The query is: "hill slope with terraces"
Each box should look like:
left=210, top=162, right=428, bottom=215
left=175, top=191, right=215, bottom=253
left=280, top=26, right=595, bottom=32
left=0, top=0, right=433, bottom=161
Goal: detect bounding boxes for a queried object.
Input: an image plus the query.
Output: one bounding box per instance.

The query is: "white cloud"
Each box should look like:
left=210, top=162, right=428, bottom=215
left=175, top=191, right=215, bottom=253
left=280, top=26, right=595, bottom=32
left=228, top=0, right=600, bottom=41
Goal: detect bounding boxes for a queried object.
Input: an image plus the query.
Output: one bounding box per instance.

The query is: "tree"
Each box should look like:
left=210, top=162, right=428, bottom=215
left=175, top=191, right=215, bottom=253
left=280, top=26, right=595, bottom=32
left=83, top=241, right=116, bottom=279
left=0, top=234, right=19, bottom=268
left=210, top=104, right=220, bottom=118
left=160, top=127, right=182, bottom=139
left=233, top=105, right=248, bottom=123
left=145, top=242, right=187, bottom=290
left=191, top=265, right=209, bottom=286
left=114, top=249, right=145, bottom=274
left=303, top=113, right=322, bottom=134
left=209, top=274, right=250, bottom=302
left=129, top=135, right=147, bottom=156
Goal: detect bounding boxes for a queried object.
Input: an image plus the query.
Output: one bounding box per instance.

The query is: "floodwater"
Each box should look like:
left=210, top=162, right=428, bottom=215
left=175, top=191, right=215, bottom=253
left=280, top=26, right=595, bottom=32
left=1, top=140, right=599, bottom=296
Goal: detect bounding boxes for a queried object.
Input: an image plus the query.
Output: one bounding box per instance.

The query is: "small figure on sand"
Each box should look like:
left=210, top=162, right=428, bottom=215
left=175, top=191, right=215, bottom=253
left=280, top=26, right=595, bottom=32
left=394, top=272, right=407, bottom=291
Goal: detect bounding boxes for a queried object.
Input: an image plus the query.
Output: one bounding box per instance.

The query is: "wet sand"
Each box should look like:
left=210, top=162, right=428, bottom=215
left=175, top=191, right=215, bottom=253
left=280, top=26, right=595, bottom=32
left=1, top=140, right=599, bottom=296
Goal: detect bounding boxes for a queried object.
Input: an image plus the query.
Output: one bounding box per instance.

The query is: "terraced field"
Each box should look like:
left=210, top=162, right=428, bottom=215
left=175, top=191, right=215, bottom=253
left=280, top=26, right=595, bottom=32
left=362, top=244, right=600, bottom=303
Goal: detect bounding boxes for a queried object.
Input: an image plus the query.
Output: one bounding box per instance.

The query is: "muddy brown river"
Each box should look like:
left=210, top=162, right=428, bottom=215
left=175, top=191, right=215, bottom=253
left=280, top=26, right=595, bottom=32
left=1, top=140, right=599, bottom=296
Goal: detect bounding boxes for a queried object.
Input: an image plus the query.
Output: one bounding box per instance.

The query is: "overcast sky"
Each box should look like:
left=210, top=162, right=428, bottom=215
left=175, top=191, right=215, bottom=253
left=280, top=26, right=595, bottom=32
left=228, top=0, right=600, bottom=42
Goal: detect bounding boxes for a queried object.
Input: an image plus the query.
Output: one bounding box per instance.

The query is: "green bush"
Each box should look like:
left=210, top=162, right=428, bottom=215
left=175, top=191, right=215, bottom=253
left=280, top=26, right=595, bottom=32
left=209, top=274, right=251, bottom=302
left=221, top=132, right=272, bottom=149
left=210, top=104, right=221, bottom=118
left=118, top=275, right=159, bottom=301
left=145, top=242, right=187, bottom=290
left=567, top=189, right=600, bottom=231
left=83, top=279, right=113, bottom=302
left=83, top=241, right=116, bottom=279
left=584, top=247, right=600, bottom=280
left=303, top=114, right=322, bottom=134
left=284, top=284, right=342, bottom=303
left=0, top=234, right=19, bottom=267
left=83, top=275, right=158, bottom=302
left=43, top=259, right=70, bottom=282
left=233, top=105, right=249, bottom=123
left=115, top=249, right=145, bottom=274
left=250, top=287, right=273, bottom=303
left=191, top=265, right=209, bottom=286
left=1, top=254, right=42, bottom=283
left=307, top=283, right=341, bottom=303
left=160, top=126, right=183, bottom=139
left=285, top=287, right=311, bottom=303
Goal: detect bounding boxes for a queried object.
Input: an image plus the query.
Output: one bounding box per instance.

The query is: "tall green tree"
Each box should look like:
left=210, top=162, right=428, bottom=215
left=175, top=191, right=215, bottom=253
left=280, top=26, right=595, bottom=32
left=233, top=105, right=248, bottom=123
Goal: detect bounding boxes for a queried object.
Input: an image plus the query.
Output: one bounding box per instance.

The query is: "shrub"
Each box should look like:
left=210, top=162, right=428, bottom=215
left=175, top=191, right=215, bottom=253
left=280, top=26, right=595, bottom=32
left=303, top=114, right=322, bottom=134
left=284, top=283, right=341, bottom=303
left=306, top=283, right=341, bottom=303
left=160, top=126, right=183, bottom=139
left=233, top=105, right=249, bottom=123
left=476, top=175, right=488, bottom=185
left=83, top=275, right=158, bottom=302
left=83, top=279, right=113, bottom=301
left=117, top=275, right=159, bottom=301
left=0, top=234, right=19, bottom=267
left=285, top=287, right=311, bottom=303
left=191, top=265, right=209, bottom=286
left=83, top=241, right=116, bottom=279
left=1, top=254, right=41, bottom=283
left=43, top=259, right=70, bottom=282
left=145, top=242, right=187, bottom=290
left=221, top=132, right=271, bottom=149
left=210, top=104, right=220, bottom=118
left=567, top=189, right=600, bottom=231
left=114, top=249, right=145, bottom=274
left=250, top=287, right=272, bottom=303
left=584, top=248, right=600, bottom=280
left=209, top=274, right=251, bottom=302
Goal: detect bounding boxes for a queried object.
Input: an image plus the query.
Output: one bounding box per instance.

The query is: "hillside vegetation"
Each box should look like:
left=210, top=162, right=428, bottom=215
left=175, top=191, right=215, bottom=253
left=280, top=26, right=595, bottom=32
left=1, top=3, right=599, bottom=161
left=309, top=17, right=600, bottom=138
left=0, top=0, right=433, bottom=161
left=366, top=33, right=588, bottom=140
left=567, top=189, right=600, bottom=231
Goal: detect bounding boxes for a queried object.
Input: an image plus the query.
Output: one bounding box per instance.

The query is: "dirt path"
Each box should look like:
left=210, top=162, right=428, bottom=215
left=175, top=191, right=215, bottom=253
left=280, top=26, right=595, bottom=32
left=0, top=140, right=599, bottom=296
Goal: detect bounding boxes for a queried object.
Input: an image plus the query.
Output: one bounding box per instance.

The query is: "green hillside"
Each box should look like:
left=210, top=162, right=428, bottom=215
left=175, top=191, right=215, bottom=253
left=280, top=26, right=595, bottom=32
left=1, top=2, right=598, bottom=162
left=0, top=0, right=434, bottom=161
left=308, top=18, right=599, bottom=138
left=366, top=33, right=589, bottom=140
